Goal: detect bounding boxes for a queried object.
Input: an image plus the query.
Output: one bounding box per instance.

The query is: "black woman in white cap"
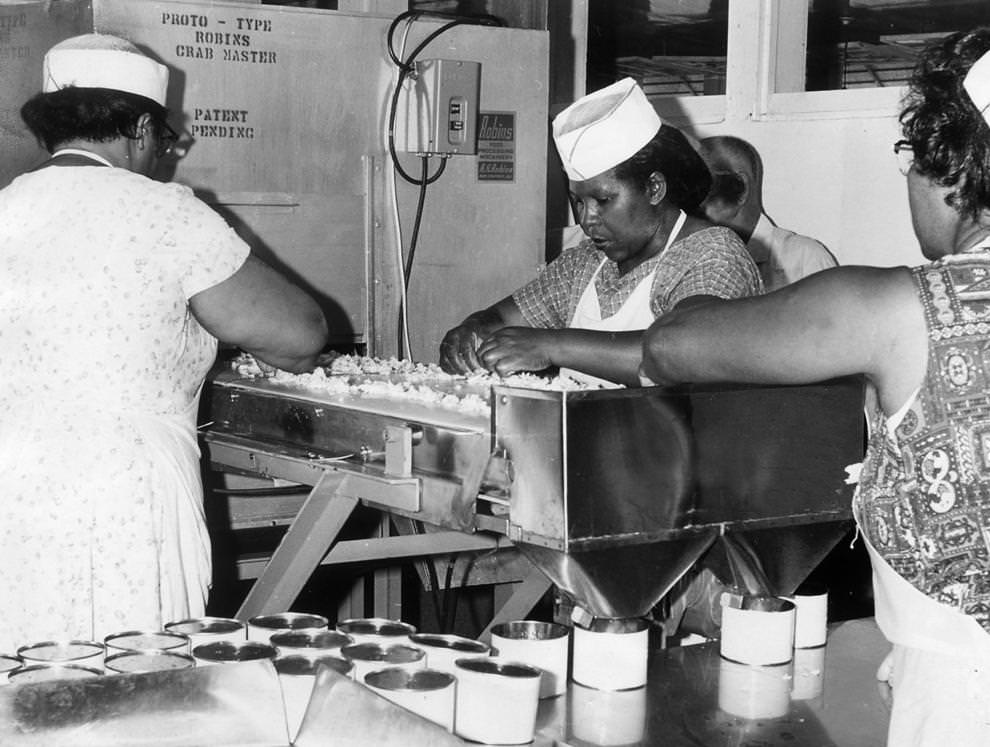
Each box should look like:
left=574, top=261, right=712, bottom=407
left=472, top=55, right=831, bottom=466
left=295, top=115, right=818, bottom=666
left=0, top=34, right=327, bottom=650
left=439, top=78, right=762, bottom=387
left=642, top=28, right=990, bottom=746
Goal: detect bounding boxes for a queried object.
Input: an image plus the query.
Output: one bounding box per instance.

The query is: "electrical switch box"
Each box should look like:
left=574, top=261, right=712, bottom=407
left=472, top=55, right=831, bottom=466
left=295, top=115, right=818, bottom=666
left=411, top=58, right=481, bottom=156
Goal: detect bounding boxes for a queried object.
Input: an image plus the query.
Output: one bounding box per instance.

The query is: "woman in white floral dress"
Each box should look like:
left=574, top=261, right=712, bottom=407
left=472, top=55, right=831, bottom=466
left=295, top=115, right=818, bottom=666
left=0, top=34, right=327, bottom=651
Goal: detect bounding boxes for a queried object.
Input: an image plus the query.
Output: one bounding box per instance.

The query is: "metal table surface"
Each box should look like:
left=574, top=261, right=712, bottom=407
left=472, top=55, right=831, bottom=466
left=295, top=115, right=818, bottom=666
left=529, top=618, right=890, bottom=747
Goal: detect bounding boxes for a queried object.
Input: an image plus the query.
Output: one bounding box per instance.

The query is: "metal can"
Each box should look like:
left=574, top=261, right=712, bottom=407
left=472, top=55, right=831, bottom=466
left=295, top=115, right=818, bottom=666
left=247, top=612, right=329, bottom=643
left=0, top=654, right=21, bottom=685
left=270, top=630, right=353, bottom=659
left=341, top=642, right=425, bottom=682
left=104, top=630, right=190, bottom=655
left=8, top=664, right=103, bottom=684
left=165, top=617, right=246, bottom=645
left=17, top=640, right=105, bottom=670
left=407, top=633, right=489, bottom=674
left=105, top=650, right=196, bottom=674
left=191, top=640, right=277, bottom=666
left=336, top=617, right=416, bottom=646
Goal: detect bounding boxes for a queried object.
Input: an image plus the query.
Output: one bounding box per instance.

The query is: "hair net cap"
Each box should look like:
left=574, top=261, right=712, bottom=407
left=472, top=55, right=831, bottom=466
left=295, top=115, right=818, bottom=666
left=42, top=33, right=169, bottom=107
left=552, top=77, right=662, bottom=181
left=964, top=49, right=990, bottom=126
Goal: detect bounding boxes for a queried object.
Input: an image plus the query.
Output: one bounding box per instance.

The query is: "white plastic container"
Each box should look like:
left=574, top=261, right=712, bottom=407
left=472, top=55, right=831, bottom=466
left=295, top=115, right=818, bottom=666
left=490, top=620, right=569, bottom=698
left=453, top=657, right=541, bottom=745
left=572, top=617, right=649, bottom=691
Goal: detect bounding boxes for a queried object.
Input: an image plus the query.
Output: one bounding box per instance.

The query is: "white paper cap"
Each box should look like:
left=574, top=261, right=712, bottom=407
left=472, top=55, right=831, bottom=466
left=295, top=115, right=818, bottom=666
left=964, top=49, right=990, bottom=126
left=42, top=34, right=169, bottom=107
left=553, top=77, right=662, bottom=181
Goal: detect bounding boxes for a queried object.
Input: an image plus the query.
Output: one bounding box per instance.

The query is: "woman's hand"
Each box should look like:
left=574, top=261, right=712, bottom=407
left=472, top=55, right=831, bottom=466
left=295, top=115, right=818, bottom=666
left=476, top=327, right=556, bottom=376
left=439, top=321, right=488, bottom=374
left=439, top=298, right=526, bottom=374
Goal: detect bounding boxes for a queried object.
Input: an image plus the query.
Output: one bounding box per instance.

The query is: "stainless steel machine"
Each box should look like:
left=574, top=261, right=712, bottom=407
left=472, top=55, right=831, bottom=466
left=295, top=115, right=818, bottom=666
left=202, top=362, right=865, bottom=636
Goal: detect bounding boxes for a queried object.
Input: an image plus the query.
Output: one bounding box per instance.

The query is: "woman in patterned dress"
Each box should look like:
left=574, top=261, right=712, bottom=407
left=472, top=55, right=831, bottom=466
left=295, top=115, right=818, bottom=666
left=641, top=27, right=990, bottom=746
left=0, top=34, right=327, bottom=651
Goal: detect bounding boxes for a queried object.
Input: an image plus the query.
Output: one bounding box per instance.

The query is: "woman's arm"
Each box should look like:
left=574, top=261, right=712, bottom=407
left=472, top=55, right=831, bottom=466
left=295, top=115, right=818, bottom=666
left=641, top=265, right=927, bottom=413
left=190, top=255, right=328, bottom=373
left=439, top=296, right=527, bottom=373
left=473, top=294, right=733, bottom=387
left=476, top=327, right=645, bottom=385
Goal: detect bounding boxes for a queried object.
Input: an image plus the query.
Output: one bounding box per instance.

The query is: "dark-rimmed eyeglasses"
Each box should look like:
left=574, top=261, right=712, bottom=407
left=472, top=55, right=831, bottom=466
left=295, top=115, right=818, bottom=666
left=155, top=122, right=180, bottom=158
left=893, top=140, right=913, bottom=175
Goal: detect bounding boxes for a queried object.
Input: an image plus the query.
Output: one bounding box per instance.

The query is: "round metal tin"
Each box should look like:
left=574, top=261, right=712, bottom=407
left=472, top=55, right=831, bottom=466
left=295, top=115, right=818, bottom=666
left=270, top=630, right=353, bottom=658
left=247, top=612, right=329, bottom=643
left=0, top=654, right=21, bottom=684
left=274, top=654, right=353, bottom=678
left=407, top=633, right=489, bottom=674
left=165, top=617, right=246, bottom=644
left=8, top=664, right=103, bottom=684
left=17, top=640, right=105, bottom=668
left=105, top=650, right=196, bottom=674
left=104, top=630, right=190, bottom=655
left=192, top=640, right=277, bottom=666
left=336, top=618, right=416, bottom=645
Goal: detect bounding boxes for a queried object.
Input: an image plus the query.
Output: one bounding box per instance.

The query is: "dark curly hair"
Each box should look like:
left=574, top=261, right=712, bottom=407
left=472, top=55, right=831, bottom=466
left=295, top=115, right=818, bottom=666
left=20, top=86, right=172, bottom=153
left=613, top=124, right=712, bottom=215
left=900, top=27, right=990, bottom=220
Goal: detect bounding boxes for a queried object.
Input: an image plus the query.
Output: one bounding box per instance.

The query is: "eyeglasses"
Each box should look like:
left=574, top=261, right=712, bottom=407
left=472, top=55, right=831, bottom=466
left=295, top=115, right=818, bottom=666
left=155, top=122, right=180, bottom=158
left=893, top=139, right=913, bottom=175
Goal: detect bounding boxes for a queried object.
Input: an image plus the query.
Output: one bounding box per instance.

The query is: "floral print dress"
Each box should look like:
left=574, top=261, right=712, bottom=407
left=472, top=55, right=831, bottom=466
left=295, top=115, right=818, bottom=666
left=0, top=163, right=249, bottom=652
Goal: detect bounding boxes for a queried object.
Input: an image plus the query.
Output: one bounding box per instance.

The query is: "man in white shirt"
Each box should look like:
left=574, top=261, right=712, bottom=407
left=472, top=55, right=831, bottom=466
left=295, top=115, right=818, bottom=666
left=699, top=135, right=837, bottom=291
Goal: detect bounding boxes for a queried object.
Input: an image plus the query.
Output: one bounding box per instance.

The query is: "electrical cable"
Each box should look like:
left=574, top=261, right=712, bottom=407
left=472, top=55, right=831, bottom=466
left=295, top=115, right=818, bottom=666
left=397, top=156, right=433, bottom=354
left=413, top=520, right=446, bottom=629
left=385, top=14, right=416, bottom=358
left=383, top=9, right=501, bottom=358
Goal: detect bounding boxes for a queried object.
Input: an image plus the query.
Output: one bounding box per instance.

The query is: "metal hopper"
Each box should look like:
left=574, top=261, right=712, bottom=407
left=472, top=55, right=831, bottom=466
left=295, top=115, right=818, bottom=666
left=203, top=366, right=864, bottom=630
left=483, top=376, right=865, bottom=621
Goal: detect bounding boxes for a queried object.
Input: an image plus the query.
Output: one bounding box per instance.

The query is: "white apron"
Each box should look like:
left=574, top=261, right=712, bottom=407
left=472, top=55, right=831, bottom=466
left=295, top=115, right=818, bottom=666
left=856, top=383, right=990, bottom=745
left=560, top=211, right=687, bottom=388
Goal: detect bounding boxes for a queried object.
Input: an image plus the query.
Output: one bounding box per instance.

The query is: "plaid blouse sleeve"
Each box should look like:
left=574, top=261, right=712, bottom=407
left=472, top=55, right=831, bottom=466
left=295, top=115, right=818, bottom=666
left=512, top=246, right=594, bottom=328
left=653, top=228, right=763, bottom=315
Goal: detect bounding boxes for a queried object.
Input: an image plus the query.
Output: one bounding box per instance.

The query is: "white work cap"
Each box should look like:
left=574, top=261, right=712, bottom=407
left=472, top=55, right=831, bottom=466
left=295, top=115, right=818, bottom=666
left=43, top=33, right=169, bottom=107
left=552, top=77, right=662, bottom=181
left=964, top=49, right=990, bottom=127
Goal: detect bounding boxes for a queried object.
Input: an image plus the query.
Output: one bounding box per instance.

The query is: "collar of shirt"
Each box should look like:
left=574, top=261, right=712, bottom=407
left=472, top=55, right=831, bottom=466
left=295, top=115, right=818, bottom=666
left=746, top=213, right=775, bottom=264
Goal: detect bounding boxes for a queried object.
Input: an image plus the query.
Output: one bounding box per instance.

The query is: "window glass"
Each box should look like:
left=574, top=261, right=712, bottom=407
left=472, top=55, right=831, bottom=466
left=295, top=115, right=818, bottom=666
left=585, top=0, right=990, bottom=97
left=805, top=0, right=990, bottom=91
left=587, top=0, right=729, bottom=96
